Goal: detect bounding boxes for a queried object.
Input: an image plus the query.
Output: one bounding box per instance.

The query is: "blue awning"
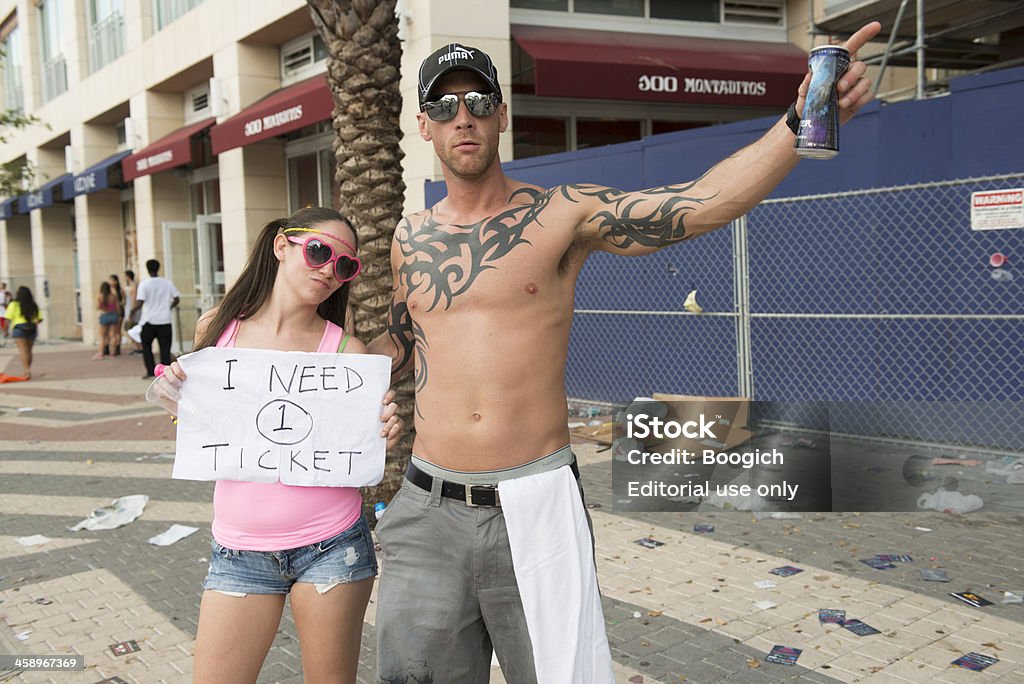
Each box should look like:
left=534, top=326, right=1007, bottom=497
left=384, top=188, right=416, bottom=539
left=65, top=150, right=132, bottom=198
left=0, top=198, right=16, bottom=220
left=17, top=174, right=72, bottom=213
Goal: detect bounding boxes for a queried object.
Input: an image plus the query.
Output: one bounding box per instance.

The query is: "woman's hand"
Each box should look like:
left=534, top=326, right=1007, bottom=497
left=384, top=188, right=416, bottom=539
left=145, top=361, right=187, bottom=416
left=379, top=389, right=405, bottom=450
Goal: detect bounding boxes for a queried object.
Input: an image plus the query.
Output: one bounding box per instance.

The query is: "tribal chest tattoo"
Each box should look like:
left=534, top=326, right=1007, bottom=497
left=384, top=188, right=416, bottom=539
left=397, top=187, right=556, bottom=312
left=396, top=180, right=714, bottom=312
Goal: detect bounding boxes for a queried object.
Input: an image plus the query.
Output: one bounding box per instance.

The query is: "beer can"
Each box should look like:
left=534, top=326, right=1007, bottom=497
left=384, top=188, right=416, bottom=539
left=795, top=45, right=850, bottom=159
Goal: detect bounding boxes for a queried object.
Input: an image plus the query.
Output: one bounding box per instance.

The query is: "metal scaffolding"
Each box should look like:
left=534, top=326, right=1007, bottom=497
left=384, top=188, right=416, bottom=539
left=809, top=0, right=1024, bottom=100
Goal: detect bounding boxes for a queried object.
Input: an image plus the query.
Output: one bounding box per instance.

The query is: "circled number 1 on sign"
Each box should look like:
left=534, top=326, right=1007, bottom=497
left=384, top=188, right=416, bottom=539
left=256, top=399, right=313, bottom=445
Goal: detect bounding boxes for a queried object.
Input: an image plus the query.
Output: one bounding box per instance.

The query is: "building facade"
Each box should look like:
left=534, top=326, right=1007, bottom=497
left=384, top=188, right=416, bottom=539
left=0, top=0, right=897, bottom=349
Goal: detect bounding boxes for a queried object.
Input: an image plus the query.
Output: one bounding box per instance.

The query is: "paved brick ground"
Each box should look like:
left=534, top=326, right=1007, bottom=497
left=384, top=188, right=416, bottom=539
left=2, top=343, right=1023, bottom=683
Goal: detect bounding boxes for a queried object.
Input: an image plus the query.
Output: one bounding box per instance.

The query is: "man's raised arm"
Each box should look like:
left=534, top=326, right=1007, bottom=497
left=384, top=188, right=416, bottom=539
left=368, top=224, right=416, bottom=383
left=568, top=22, right=880, bottom=256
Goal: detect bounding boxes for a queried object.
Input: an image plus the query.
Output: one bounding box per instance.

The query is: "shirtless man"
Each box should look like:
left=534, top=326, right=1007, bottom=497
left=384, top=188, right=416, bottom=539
left=370, top=24, right=880, bottom=683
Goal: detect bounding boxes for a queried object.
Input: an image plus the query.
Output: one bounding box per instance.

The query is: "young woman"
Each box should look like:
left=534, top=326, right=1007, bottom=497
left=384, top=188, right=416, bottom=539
left=152, top=207, right=402, bottom=684
left=108, top=274, right=125, bottom=356
left=94, top=282, right=120, bottom=360
left=4, top=286, right=42, bottom=378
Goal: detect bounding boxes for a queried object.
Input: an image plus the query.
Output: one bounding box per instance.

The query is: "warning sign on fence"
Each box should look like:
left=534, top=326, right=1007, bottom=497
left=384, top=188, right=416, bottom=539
left=971, top=189, right=1024, bottom=231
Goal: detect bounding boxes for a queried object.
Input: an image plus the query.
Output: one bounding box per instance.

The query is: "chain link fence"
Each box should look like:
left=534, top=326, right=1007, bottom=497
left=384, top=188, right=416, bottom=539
left=568, top=173, right=1024, bottom=452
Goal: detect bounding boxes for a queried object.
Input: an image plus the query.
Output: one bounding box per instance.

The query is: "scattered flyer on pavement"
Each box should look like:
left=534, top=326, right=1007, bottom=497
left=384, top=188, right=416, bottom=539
left=769, top=566, right=803, bottom=577
left=843, top=619, right=882, bottom=636
left=951, top=652, right=999, bottom=671
left=765, top=645, right=801, bottom=665
left=950, top=591, right=994, bottom=607
left=818, top=608, right=846, bottom=624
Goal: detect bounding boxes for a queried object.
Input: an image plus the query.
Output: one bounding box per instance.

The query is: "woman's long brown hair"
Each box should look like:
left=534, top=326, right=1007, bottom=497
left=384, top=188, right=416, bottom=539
left=194, top=207, right=357, bottom=351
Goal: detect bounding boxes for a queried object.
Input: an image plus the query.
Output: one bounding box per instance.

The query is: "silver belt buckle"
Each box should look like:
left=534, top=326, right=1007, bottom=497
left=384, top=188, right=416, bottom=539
left=465, top=485, right=499, bottom=507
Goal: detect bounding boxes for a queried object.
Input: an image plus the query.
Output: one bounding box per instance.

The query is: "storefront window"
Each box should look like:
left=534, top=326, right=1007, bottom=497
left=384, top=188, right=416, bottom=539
left=189, top=133, right=214, bottom=168
left=510, top=0, right=568, bottom=8
left=574, top=0, right=643, bottom=16
left=650, top=0, right=720, bottom=21
left=513, top=116, right=569, bottom=159
left=120, top=197, right=137, bottom=273
left=321, top=148, right=341, bottom=210
left=283, top=121, right=331, bottom=142
left=289, top=152, right=321, bottom=211
left=210, top=222, right=224, bottom=293
left=576, top=118, right=642, bottom=150
left=189, top=177, right=220, bottom=217
left=286, top=142, right=336, bottom=212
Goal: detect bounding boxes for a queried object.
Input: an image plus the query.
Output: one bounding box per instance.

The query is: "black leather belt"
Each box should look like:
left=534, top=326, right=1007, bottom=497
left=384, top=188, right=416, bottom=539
left=406, top=458, right=580, bottom=507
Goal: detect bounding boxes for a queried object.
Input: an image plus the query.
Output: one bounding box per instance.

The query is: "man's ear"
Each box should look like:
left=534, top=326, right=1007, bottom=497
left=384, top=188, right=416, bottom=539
left=498, top=102, right=509, bottom=133
left=417, top=112, right=432, bottom=141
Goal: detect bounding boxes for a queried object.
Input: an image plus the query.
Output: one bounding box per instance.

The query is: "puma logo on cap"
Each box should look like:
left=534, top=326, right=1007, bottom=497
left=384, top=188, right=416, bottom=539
left=439, top=48, right=474, bottom=64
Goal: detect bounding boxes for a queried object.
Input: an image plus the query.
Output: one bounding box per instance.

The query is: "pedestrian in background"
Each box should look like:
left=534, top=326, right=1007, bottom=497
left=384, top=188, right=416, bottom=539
left=4, top=286, right=42, bottom=379
left=123, top=270, right=142, bottom=354
left=94, top=281, right=119, bottom=360
left=108, top=274, right=125, bottom=356
left=131, top=259, right=180, bottom=379
left=0, top=281, right=11, bottom=341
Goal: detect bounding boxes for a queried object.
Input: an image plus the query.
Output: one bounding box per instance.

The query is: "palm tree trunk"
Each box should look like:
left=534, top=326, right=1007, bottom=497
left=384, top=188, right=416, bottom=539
left=307, top=0, right=413, bottom=521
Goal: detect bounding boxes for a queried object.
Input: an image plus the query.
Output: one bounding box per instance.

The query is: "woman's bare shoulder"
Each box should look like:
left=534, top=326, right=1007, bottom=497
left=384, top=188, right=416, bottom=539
left=196, top=307, right=220, bottom=338
left=343, top=334, right=367, bottom=354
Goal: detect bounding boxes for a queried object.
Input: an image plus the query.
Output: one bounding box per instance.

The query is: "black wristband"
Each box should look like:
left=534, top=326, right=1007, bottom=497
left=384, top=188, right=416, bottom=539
left=785, top=101, right=801, bottom=136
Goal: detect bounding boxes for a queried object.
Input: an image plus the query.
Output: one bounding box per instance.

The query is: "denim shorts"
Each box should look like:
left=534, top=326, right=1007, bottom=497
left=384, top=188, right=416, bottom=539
left=99, top=312, right=118, bottom=326
left=11, top=323, right=36, bottom=340
left=203, top=515, right=378, bottom=595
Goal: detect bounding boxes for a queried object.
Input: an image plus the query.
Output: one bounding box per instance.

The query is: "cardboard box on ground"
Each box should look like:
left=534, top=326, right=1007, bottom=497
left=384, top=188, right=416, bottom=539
left=568, top=393, right=752, bottom=450
left=651, top=393, right=753, bottom=451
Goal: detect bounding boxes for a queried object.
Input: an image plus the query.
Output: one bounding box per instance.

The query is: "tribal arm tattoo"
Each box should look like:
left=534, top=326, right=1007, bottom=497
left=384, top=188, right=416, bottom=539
left=368, top=227, right=417, bottom=381
left=568, top=125, right=804, bottom=256
left=385, top=292, right=416, bottom=379
left=411, top=318, right=428, bottom=420
left=562, top=180, right=719, bottom=256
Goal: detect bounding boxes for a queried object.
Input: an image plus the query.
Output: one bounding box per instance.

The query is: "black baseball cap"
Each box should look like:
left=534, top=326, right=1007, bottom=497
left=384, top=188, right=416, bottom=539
left=418, top=43, right=502, bottom=106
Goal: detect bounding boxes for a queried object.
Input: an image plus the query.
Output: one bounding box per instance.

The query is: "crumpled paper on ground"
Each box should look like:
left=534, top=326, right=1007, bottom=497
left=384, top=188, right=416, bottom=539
left=68, top=495, right=149, bottom=531
left=916, top=488, right=983, bottom=514
left=16, top=534, right=51, bottom=546
left=148, top=524, right=199, bottom=546
left=986, top=457, right=1024, bottom=484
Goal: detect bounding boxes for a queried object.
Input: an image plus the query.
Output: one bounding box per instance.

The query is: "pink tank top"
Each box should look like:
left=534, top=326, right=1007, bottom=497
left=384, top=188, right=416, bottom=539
left=211, top=318, right=363, bottom=551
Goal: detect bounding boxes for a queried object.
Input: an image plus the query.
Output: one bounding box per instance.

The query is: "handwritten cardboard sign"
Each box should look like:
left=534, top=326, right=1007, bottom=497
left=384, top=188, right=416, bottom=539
left=172, top=347, right=390, bottom=487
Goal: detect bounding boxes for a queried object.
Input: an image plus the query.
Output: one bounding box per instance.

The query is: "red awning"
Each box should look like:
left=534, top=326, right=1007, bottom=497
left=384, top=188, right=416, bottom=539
left=210, top=75, right=333, bottom=155
left=512, top=25, right=808, bottom=108
left=122, top=118, right=215, bottom=181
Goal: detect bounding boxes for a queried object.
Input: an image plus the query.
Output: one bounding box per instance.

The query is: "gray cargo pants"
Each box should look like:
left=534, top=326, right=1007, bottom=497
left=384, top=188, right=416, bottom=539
left=375, top=446, right=589, bottom=684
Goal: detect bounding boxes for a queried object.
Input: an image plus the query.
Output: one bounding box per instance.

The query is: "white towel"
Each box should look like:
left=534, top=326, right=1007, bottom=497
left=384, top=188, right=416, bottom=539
left=498, top=466, right=614, bottom=684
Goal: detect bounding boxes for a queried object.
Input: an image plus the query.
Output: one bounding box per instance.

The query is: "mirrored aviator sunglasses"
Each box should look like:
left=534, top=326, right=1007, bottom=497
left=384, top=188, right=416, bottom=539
left=286, top=235, right=361, bottom=283
left=421, top=91, right=501, bottom=122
